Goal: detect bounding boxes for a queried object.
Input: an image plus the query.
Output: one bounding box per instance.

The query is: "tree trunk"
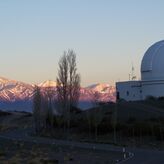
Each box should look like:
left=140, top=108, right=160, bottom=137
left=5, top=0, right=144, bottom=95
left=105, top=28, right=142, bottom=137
left=114, top=126, right=116, bottom=144
left=95, top=125, right=98, bottom=141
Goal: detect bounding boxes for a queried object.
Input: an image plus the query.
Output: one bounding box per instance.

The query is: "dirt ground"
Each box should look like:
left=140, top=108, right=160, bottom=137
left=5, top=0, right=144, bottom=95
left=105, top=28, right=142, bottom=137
left=0, top=111, right=124, bottom=164
left=0, top=138, right=123, bottom=164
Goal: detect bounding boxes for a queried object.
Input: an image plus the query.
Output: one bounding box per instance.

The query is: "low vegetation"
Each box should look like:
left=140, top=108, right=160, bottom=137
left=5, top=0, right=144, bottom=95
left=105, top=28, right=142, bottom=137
left=32, top=96, right=164, bottom=150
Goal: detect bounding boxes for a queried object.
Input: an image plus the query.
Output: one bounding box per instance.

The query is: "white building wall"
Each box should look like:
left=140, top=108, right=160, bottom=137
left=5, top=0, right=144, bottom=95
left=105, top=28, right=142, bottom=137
left=116, top=81, right=142, bottom=101
left=142, top=80, right=164, bottom=99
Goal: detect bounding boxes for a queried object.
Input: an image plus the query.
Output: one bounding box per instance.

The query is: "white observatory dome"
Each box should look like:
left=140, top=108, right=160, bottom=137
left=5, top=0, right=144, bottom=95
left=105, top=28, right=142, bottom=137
left=141, top=40, right=164, bottom=81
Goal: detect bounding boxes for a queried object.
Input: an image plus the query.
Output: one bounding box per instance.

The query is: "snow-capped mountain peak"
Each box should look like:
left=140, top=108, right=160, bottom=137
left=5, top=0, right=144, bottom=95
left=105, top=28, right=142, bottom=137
left=38, top=80, right=57, bottom=88
left=87, top=83, right=113, bottom=93
left=0, top=77, right=34, bottom=101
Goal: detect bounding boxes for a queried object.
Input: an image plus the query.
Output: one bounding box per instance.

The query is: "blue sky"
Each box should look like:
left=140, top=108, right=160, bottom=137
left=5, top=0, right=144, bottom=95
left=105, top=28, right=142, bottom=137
left=0, top=0, right=164, bottom=86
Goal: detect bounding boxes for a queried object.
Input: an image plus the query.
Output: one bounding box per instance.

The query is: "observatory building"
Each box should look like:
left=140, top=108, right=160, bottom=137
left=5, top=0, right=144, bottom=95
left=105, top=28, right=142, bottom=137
left=116, top=40, right=164, bottom=101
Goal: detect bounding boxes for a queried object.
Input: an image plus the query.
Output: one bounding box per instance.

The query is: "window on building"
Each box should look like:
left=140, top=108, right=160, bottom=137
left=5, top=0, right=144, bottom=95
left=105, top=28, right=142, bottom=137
left=126, top=91, right=129, bottom=96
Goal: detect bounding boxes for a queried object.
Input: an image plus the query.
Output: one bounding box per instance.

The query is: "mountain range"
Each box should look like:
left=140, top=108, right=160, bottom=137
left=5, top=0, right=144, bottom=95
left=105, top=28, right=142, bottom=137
left=0, top=77, right=116, bottom=112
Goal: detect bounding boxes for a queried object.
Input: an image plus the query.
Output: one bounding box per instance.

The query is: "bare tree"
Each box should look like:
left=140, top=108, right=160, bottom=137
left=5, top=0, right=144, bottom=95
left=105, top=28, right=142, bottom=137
left=91, top=91, right=101, bottom=108
left=68, top=51, right=81, bottom=107
left=56, top=53, right=68, bottom=115
left=33, top=86, right=42, bottom=134
left=111, top=102, right=118, bottom=144
left=86, top=109, right=92, bottom=139
left=91, top=91, right=103, bottom=141
left=56, top=49, right=81, bottom=136
left=46, top=87, right=54, bottom=130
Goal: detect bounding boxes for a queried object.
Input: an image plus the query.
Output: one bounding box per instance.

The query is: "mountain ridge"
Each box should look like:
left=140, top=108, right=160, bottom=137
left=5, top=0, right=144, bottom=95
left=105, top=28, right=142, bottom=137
left=0, top=77, right=116, bottom=111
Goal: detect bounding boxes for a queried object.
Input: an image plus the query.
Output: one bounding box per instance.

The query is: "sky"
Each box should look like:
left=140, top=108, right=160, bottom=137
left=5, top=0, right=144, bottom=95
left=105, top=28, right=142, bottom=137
left=0, top=0, right=164, bottom=86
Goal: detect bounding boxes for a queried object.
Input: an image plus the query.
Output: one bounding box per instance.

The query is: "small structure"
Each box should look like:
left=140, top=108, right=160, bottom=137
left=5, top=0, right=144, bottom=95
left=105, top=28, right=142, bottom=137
left=116, top=40, right=164, bottom=101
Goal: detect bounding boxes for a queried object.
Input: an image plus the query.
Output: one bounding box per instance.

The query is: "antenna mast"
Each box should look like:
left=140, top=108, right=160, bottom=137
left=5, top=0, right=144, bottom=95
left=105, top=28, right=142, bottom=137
left=131, top=63, right=136, bottom=80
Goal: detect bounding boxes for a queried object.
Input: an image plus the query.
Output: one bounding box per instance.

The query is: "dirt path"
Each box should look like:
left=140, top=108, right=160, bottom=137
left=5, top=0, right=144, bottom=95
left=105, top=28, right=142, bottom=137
left=0, top=128, right=164, bottom=163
